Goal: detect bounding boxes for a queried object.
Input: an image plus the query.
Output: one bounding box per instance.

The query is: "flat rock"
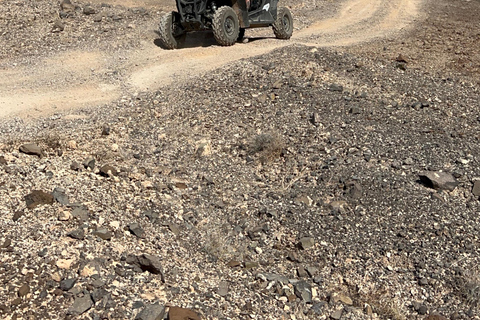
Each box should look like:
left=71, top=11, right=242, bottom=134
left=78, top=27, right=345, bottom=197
left=52, top=187, right=69, bottom=205
left=19, top=143, right=43, bottom=157
left=331, top=308, right=343, bottom=320
left=71, top=206, right=89, bottom=221
left=135, top=302, right=165, bottom=320
left=67, top=228, right=85, bottom=240
left=419, top=171, right=458, bottom=191
left=68, top=294, right=93, bottom=315
left=168, top=306, right=201, bottom=320
left=298, top=237, right=315, bottom=250
left=25, top=190, right=54, bottom=209
left=294, top=281, right=312, bottom=303
left=128, top=222, right=145, bottom=238
left=472, top=180, right=480, bottom=197
left=60, top=278, right=76, bottom=291
left=94, top=228, right=112, bottom=240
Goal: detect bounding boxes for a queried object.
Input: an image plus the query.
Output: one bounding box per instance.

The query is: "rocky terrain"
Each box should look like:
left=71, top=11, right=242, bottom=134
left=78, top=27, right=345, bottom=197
left=1, top=0, right=480, bottom=319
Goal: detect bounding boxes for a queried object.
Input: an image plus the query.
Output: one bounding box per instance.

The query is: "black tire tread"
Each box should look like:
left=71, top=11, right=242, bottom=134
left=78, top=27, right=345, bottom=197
left=212, top=6, right=239, bottom=46
left=273, top=7, right=293, bottom=40
left=159, top=12, right=182, bottom=49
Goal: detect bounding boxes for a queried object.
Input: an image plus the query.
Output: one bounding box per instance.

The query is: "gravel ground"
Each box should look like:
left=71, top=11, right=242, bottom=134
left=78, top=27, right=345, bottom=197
left=1, top=0, right=480, bottom=319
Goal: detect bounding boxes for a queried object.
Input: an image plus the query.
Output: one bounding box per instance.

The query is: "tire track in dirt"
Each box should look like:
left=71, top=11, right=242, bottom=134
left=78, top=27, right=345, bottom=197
left=0, top=0, right=422, bottom=118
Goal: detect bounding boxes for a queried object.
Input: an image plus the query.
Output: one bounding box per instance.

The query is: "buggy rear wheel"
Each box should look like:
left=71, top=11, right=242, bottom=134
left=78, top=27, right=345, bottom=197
left=213, top=6, right=240, bottom=46
left=273, top=7, right=293, bottom=40
left=159, top=11, right=185, bottom=49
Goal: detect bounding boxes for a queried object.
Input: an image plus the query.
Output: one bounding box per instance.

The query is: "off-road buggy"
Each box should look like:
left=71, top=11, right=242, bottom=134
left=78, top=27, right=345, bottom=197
left=158, top=0, right=293, bottom=49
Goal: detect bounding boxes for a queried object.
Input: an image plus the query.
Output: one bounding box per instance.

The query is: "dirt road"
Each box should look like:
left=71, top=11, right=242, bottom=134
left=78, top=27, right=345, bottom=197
left=0, top=0, right=421, bottom=118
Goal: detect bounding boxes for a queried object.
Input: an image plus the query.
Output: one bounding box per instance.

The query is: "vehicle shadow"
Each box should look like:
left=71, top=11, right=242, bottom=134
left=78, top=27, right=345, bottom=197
left=153, top=30, right=273, bottom=50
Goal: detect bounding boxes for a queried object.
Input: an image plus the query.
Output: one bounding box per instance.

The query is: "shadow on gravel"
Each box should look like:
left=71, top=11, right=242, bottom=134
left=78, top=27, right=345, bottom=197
left=153, top=30, right=274, bottom=49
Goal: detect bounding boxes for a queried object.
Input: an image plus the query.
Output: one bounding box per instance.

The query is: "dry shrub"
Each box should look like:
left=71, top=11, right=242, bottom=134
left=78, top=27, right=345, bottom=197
left=459, top=269, right=480, bottom=310
left=249, top=132, right=285, bottom=164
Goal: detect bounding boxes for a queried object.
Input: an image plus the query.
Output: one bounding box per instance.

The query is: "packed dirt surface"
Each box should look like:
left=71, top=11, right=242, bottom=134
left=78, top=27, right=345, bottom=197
left=1, top=0, right=480, bottom=320
left=0, top=0, right=421, bottom=118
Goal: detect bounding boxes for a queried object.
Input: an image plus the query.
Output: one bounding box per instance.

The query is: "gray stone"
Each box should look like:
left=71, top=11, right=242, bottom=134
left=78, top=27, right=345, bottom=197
left=60, top=278, right=76, bottom=291
left=52, top=187, right=69, bottom=205
left=91, top=288, right=108, bottom=303
left=472, top=180, right=480, bottom=198
left=83, top=5, right=95, bottom=15
left=329, top=84, right=344, bottom=92
left=418, top=305, right=428, bottom=315
left=52, top=20, right=65, bottom=33
left=298, top=237, right=315, bottom=250
left=67, top=228, right=85, bottom=240
left=218, top=281, right=229, bottom=297
left=419, top=171, right=458, bottom=191
left=83, top=157, right=96, bottom=170
left=309, top=302, right=327, bottom=315
left=128, top=223, right=145, bottom=238
left=68, top=294, right=93, bottom=315
left=71, top=206, right=89, bottom=221
left=294, top=281, right=312, bottom=303
left=135, top=302, right=165, bottom=320
left=306, top=266, right=318, bottom=278
left=19, top=143, right=43, bottom=157
left=94, top=228, right=112, bottom=240
left=0, top=156, right=6, bottom=165
left=331, top=308, right=343, bottom=320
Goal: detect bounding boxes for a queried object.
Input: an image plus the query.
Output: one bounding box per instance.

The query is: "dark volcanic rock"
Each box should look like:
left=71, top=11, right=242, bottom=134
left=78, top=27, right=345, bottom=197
left=67, top=228, right=85, bottom=240
left=419, top=171, right=459, bottom=191
left=99, top=164, right=118, bottom=177
left=128, top=222, right=145, bottom=238
left=128, top=254, right=164, bottom=280
left=93, top=228, right=113, bottom=240
left=52, top=187, right=69, bottom=205
left=19, top=143, right=43, bottom=157
left=25, top=190, right=54, bottom=209
left=135, top=302, right=165, bottom=320
left=294, top=281, right=312, bottom=303
left=60, top=278, right=76, bottom=291
left=67, top=294, right=93, bottom=315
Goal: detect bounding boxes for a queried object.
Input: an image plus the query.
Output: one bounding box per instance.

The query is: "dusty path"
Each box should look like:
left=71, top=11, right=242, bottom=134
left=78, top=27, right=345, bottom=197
left=0, top=0, right=422, bottom=118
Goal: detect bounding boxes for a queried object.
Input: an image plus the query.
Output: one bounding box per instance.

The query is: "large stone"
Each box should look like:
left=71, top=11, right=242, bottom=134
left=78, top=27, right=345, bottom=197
left=68, top=294, right=93, bottom=315
left=128, top=254, right=164, bottom=280
left=52, top=187, right=69, bottom=205
left=419, top=171, right=458, bottom=191
left=128, top=223, right=145, bottom=238
left=67, top=228, right=85, bottom=240
left=94, top=228, right=112, bottom=240
left=294, top=281, right=312, bottom=303
left=168, top=306, right=201, bottom=320
left=472, top=180, right=480, bottom=198
left=19, top=143, right=43, bottom=157
left=135, top=302, right=165, bottom=320
left=298, top=237, right=315, bottom=250
left=25, top=190, right=54, bottom=209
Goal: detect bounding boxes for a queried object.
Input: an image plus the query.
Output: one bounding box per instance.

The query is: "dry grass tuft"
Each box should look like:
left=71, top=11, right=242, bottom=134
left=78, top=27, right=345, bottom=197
left=249, top=132, right=285, bottom=164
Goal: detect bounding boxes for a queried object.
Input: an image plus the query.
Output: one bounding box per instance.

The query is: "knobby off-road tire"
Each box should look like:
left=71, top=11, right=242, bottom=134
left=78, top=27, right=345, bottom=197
left=273, top=7, right=293, bottom=39
left=213, top=6, right=240, bottom=46
left=159, top=11, right=185, bottom=49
